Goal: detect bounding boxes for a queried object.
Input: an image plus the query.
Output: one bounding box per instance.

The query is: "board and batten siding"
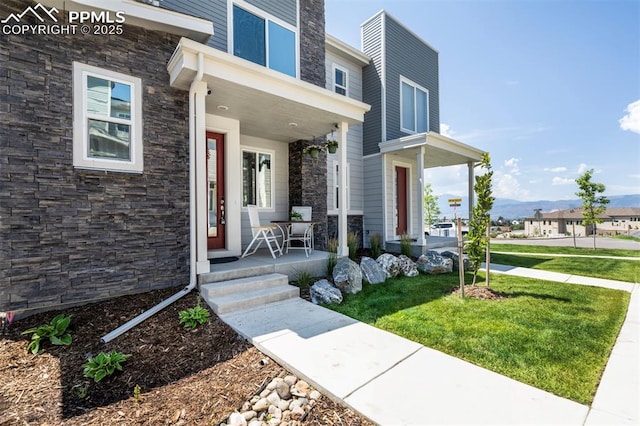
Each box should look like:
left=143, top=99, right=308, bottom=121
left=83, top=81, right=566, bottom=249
left=325, top=50, right=364, bottom=213
left=363, top=155, right=384, bottom=245
left=361, top=12, right=384, bottom=156
left=384, top=14, right=440, bottom=140
left=162, top=0, right=227, bottom=51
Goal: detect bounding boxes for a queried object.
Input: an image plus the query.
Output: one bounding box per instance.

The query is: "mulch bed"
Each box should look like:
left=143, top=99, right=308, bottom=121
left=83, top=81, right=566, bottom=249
left=451, top=285, right=508, bottom=300
left=0, top=288, right=374, bottom=425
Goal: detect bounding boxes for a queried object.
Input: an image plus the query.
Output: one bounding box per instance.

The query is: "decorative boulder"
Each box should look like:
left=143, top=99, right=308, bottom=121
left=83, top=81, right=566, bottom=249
left=441, top=250, right=471, bottom=271
left=376, top=253, right=401, bottom=278
left=310, top=279, right=343, bottom=305
left=416, top=251, right=453, bottom=274
left=360, top=256, right=387, bottom=284
left=398, top=255, right=419, bottom=277
left=332, top=258, right=363, bottom=294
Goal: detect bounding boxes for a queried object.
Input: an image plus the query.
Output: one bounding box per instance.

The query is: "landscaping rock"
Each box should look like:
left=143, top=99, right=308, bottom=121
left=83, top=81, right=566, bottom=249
left=416, top=251, right=453, bottom=274
left=398, top=255, right=419, bottom=277
left=359, top=256, right=387, bottom=284
left=332, top=258, right=363, bottom=294
left=441, top=250, right=472, bottom=271
left=376, top=253, right=401, bottom=278
left=309, top=279, right=343, bottom=304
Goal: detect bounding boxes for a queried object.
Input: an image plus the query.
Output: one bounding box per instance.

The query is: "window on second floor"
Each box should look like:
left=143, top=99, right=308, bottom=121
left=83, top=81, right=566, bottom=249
left=233, top=5, right=296, bottom=77
left=333, top=65, right=348, bottom=96
left=400, top=76, right=429, bottom=134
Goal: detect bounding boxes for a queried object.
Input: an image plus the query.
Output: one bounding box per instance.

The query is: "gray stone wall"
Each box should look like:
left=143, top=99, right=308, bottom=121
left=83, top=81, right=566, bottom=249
left=327, top=215, right=364, bottom=248
left=299, top=0, right=325, bottom=87
left=0, top=0, right=190, bottom=314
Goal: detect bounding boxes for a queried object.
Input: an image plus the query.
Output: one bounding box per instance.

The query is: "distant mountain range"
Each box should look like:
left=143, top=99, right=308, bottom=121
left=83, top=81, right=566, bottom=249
left=435, top=194, right=640, bottom=220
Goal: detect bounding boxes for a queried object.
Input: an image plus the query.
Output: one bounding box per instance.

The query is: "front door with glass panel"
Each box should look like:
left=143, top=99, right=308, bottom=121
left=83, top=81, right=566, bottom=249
left=206, top=132, right=225, bottom=249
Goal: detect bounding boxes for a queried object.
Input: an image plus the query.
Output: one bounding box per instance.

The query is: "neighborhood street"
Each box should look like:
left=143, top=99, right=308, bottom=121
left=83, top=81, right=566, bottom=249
left=491, top=236, right=640, bottom=251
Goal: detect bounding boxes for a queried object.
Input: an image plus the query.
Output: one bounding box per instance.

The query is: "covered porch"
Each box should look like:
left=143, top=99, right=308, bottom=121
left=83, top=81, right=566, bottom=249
left=167, top=38, right=370, bottom=275
left=378, top=131, right=485, bottom=252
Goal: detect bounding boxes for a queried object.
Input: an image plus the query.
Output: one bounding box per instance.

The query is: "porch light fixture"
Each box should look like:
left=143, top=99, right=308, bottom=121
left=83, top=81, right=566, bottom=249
left=217, top=105, right=229, bottom=111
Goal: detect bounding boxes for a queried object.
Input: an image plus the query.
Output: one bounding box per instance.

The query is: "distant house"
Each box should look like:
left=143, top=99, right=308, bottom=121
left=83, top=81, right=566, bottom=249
left=2, top=0, right=484, bottom=315
left=524, top=208, right=640, bottom=237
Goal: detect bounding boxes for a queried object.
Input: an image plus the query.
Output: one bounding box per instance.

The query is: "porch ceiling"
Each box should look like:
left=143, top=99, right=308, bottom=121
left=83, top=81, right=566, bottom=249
left=379, top=132, right=485, bottom=167
left=168, top=38, right=370, bottom=142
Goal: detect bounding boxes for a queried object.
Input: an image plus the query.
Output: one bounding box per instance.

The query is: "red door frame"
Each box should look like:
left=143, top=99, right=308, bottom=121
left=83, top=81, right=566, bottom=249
left=206, top=132, right=225, bottom=249
left=396, top=166, right=408, bottom=235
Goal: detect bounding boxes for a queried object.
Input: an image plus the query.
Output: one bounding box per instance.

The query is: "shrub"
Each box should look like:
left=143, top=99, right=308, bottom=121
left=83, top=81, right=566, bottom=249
left=294, top=270, right=314, bottom=289
left=347, top=232, right=360, bottom=260
left=369, top=233, right=382, bottom=259
left=178, top=300, right=210, bottom=329
left=327, top=238, right=338, bottom=276
left=21, top=314, right=72, bottom=354
left=400, top=234, right=413, bottom=257
left=83, top=350, right=131, bottom=383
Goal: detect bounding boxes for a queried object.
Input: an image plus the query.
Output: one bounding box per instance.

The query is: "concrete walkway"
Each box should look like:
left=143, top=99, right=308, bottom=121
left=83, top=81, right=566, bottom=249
left=491, top=251, right=640, bottom=261
left=219, top=267, right=639, bottom=425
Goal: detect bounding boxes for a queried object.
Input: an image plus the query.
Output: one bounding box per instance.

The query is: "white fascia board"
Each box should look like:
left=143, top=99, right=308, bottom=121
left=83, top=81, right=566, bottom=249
left=170, top=38, right=371, bottom=123
left=326, top=33, right=370, bottom=66
left=379, top=131, right=485, bottom=162
left=41, top=0, right=213, bottom=42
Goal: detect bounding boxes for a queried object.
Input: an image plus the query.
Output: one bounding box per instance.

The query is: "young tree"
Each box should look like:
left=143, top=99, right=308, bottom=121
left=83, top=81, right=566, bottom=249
left=465, top=153, right=494, bottom=286
left=423, top=183, right=441, bottom=230
left=575, top=169, right=609, bottom=249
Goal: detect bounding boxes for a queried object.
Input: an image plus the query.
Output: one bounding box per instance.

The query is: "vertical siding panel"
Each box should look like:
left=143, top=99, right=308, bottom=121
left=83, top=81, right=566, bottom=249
left=361, top=13, right=383, bottom=156
left=363, top=155, right=384, bottom=244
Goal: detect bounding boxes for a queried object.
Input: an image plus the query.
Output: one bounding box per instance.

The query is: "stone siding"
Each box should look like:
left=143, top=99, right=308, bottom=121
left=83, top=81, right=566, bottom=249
left=299, top=0, right=325, bottom=87
left=0, top=0, right=190, bottom=314
left=327, top=215, right=364, bottom=248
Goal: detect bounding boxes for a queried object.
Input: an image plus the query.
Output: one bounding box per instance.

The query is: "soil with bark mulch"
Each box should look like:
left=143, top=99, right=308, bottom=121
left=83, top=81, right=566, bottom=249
left=0, top=288, right=374, bottom=425
left=451, top=285, right=508, bottom=300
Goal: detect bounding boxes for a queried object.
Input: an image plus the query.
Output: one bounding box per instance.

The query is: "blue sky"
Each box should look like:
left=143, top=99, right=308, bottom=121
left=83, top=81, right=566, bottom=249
left=326, top=0, right=640, bottom=201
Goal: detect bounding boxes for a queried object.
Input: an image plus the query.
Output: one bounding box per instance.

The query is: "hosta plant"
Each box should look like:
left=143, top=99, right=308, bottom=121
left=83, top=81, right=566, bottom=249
left=178, top=301, right=210, bottom=329
left=83, top=350, right=132, bottom=383
left=21, top=314, right=72, bottom=354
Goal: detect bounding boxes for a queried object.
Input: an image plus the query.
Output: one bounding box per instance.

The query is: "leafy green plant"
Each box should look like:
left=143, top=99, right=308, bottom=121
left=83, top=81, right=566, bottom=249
left=327, top=238, right=338, bottom=276
left=399, top=234, right=413, bottom=257
left=82, top=350, right=131, bottom=383
left=294, top=269, right=314, bottom=289
left=21, top=314, right=72, bottom=354
left=369, top=233, right=382, bottom=259
left=347, top=232, right=360, bottom=260
left=289, top=210, right=303, bottom=221
left=178, top=300, right=210, bottom=329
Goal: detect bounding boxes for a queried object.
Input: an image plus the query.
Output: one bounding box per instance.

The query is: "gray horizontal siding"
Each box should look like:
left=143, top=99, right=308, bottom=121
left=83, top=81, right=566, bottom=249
left=384, top=14, right=439, bottom=141
left=363, top=155, right=384, bottom=246
left=361, top=13, right=383, bottom=156
left=162, top=0, right=226, bottom=51
left=247, top=0, right=297, bottom=26
left=325, top=50, right=363, bottom=101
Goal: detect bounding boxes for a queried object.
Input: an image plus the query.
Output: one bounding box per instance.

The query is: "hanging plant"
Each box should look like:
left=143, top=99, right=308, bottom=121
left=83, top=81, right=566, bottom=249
left=325, top=139, right=338, bottom=154
left=303, top=144, right=325, bottom=159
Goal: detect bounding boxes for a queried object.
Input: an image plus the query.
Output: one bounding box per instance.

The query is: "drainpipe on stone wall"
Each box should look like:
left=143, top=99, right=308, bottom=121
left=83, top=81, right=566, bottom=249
left=101, top=53, right=206, bottom=344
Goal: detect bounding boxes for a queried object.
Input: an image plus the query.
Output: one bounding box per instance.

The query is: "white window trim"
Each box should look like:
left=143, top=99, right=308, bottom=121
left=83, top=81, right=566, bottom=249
left=399, top=75, right=429, bottom=135
left=228, top=1, right=299, bottom=78
left=72, top=62, right=143, bottom=173
left=329, top=160, right=350, bottom=214
left=240, top=146, right=275, bottom=212
left=332, top=64, right=348, bottom=96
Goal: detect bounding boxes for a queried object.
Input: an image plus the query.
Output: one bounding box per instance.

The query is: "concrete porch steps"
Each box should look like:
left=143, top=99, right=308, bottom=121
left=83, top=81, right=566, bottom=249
left=201, top=273, right=299, bottom=315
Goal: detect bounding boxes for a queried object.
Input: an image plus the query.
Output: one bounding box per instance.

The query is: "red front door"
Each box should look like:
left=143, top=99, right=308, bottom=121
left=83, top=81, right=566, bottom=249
left=206, top=132, right=225, bottom=249
left=396, top=166, right=408, bottom=235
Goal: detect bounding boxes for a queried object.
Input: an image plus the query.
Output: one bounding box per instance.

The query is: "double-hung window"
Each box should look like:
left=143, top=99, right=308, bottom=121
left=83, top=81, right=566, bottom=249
left=242, top=149, right=273, bottom=209
left=233, top=5, right=297, bottom=77
left=73, top=62, right=143, bottom=172
left=333, top=65, right=348, bottom=96
left=400, top=76, right=429, bottom=134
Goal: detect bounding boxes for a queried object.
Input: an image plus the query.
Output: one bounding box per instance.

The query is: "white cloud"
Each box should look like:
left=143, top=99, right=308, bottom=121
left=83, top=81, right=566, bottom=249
left=552, top=176, right=574, bottom=186
left=544, top=166, right=567, bottom=173
left=619, top=100, right=640, bottom=134
left=577, top=163, right=589, bottom=174
left=440, top=123, right=454, bottom=138
left=493, top=171, right=530, bottom=200
left=504, top=158, right=520, bottom=175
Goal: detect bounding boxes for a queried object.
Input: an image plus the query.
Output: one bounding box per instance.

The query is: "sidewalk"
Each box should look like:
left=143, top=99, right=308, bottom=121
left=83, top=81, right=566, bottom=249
left=219, top=267, right=638, bottom=425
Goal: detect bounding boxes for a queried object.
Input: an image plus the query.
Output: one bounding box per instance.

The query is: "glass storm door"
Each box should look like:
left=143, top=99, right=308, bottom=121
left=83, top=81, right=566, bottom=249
left=395, top=166, right=408, bottom=235
left=206, top=132, right=225, bottom=249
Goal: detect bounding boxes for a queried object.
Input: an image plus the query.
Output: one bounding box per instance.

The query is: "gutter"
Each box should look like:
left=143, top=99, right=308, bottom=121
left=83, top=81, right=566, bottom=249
left=101, top=53, right=206, bottom=343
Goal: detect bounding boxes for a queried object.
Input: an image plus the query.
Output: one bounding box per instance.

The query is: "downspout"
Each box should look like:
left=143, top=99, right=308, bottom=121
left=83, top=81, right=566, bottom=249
left=101, top=52, right=206, bottom=344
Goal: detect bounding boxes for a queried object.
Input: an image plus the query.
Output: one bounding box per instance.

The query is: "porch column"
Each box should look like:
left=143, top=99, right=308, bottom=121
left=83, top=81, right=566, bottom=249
left=468, top=160, right=475, bottom=220
left=192, top=80, right=210, bottom=274
left=417, top=146, right=426, bottom=245
left=337, top=121, right=349, bottom=257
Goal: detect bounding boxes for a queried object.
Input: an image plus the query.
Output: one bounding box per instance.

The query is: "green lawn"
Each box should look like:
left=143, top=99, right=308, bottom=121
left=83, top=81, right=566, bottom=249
left=490, top=253, right=639, bottom=283
left=327, top=273, right=629, bottom=405
left=491, top=243, right=640, bottom=258
left=615, top=235, right=640, bottom=243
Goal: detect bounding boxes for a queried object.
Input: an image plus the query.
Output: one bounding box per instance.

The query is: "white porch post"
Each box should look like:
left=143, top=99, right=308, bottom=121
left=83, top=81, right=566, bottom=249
left=417, top=146, right=426, bottom=245
left=337, top=121, right=349, bottom=257
left=192, top=79, right=210, bottom=274
left=468, top=160, right=475, bottom=220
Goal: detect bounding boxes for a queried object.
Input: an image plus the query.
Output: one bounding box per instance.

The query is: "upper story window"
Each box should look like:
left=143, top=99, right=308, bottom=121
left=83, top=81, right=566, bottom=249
left=233, top=4, right=297, bottom=77
left=333, top=65, right=348, bottom=96
left=400, top=75, right=429, bottom=134
left=73, top=62, right=143, bottom=173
